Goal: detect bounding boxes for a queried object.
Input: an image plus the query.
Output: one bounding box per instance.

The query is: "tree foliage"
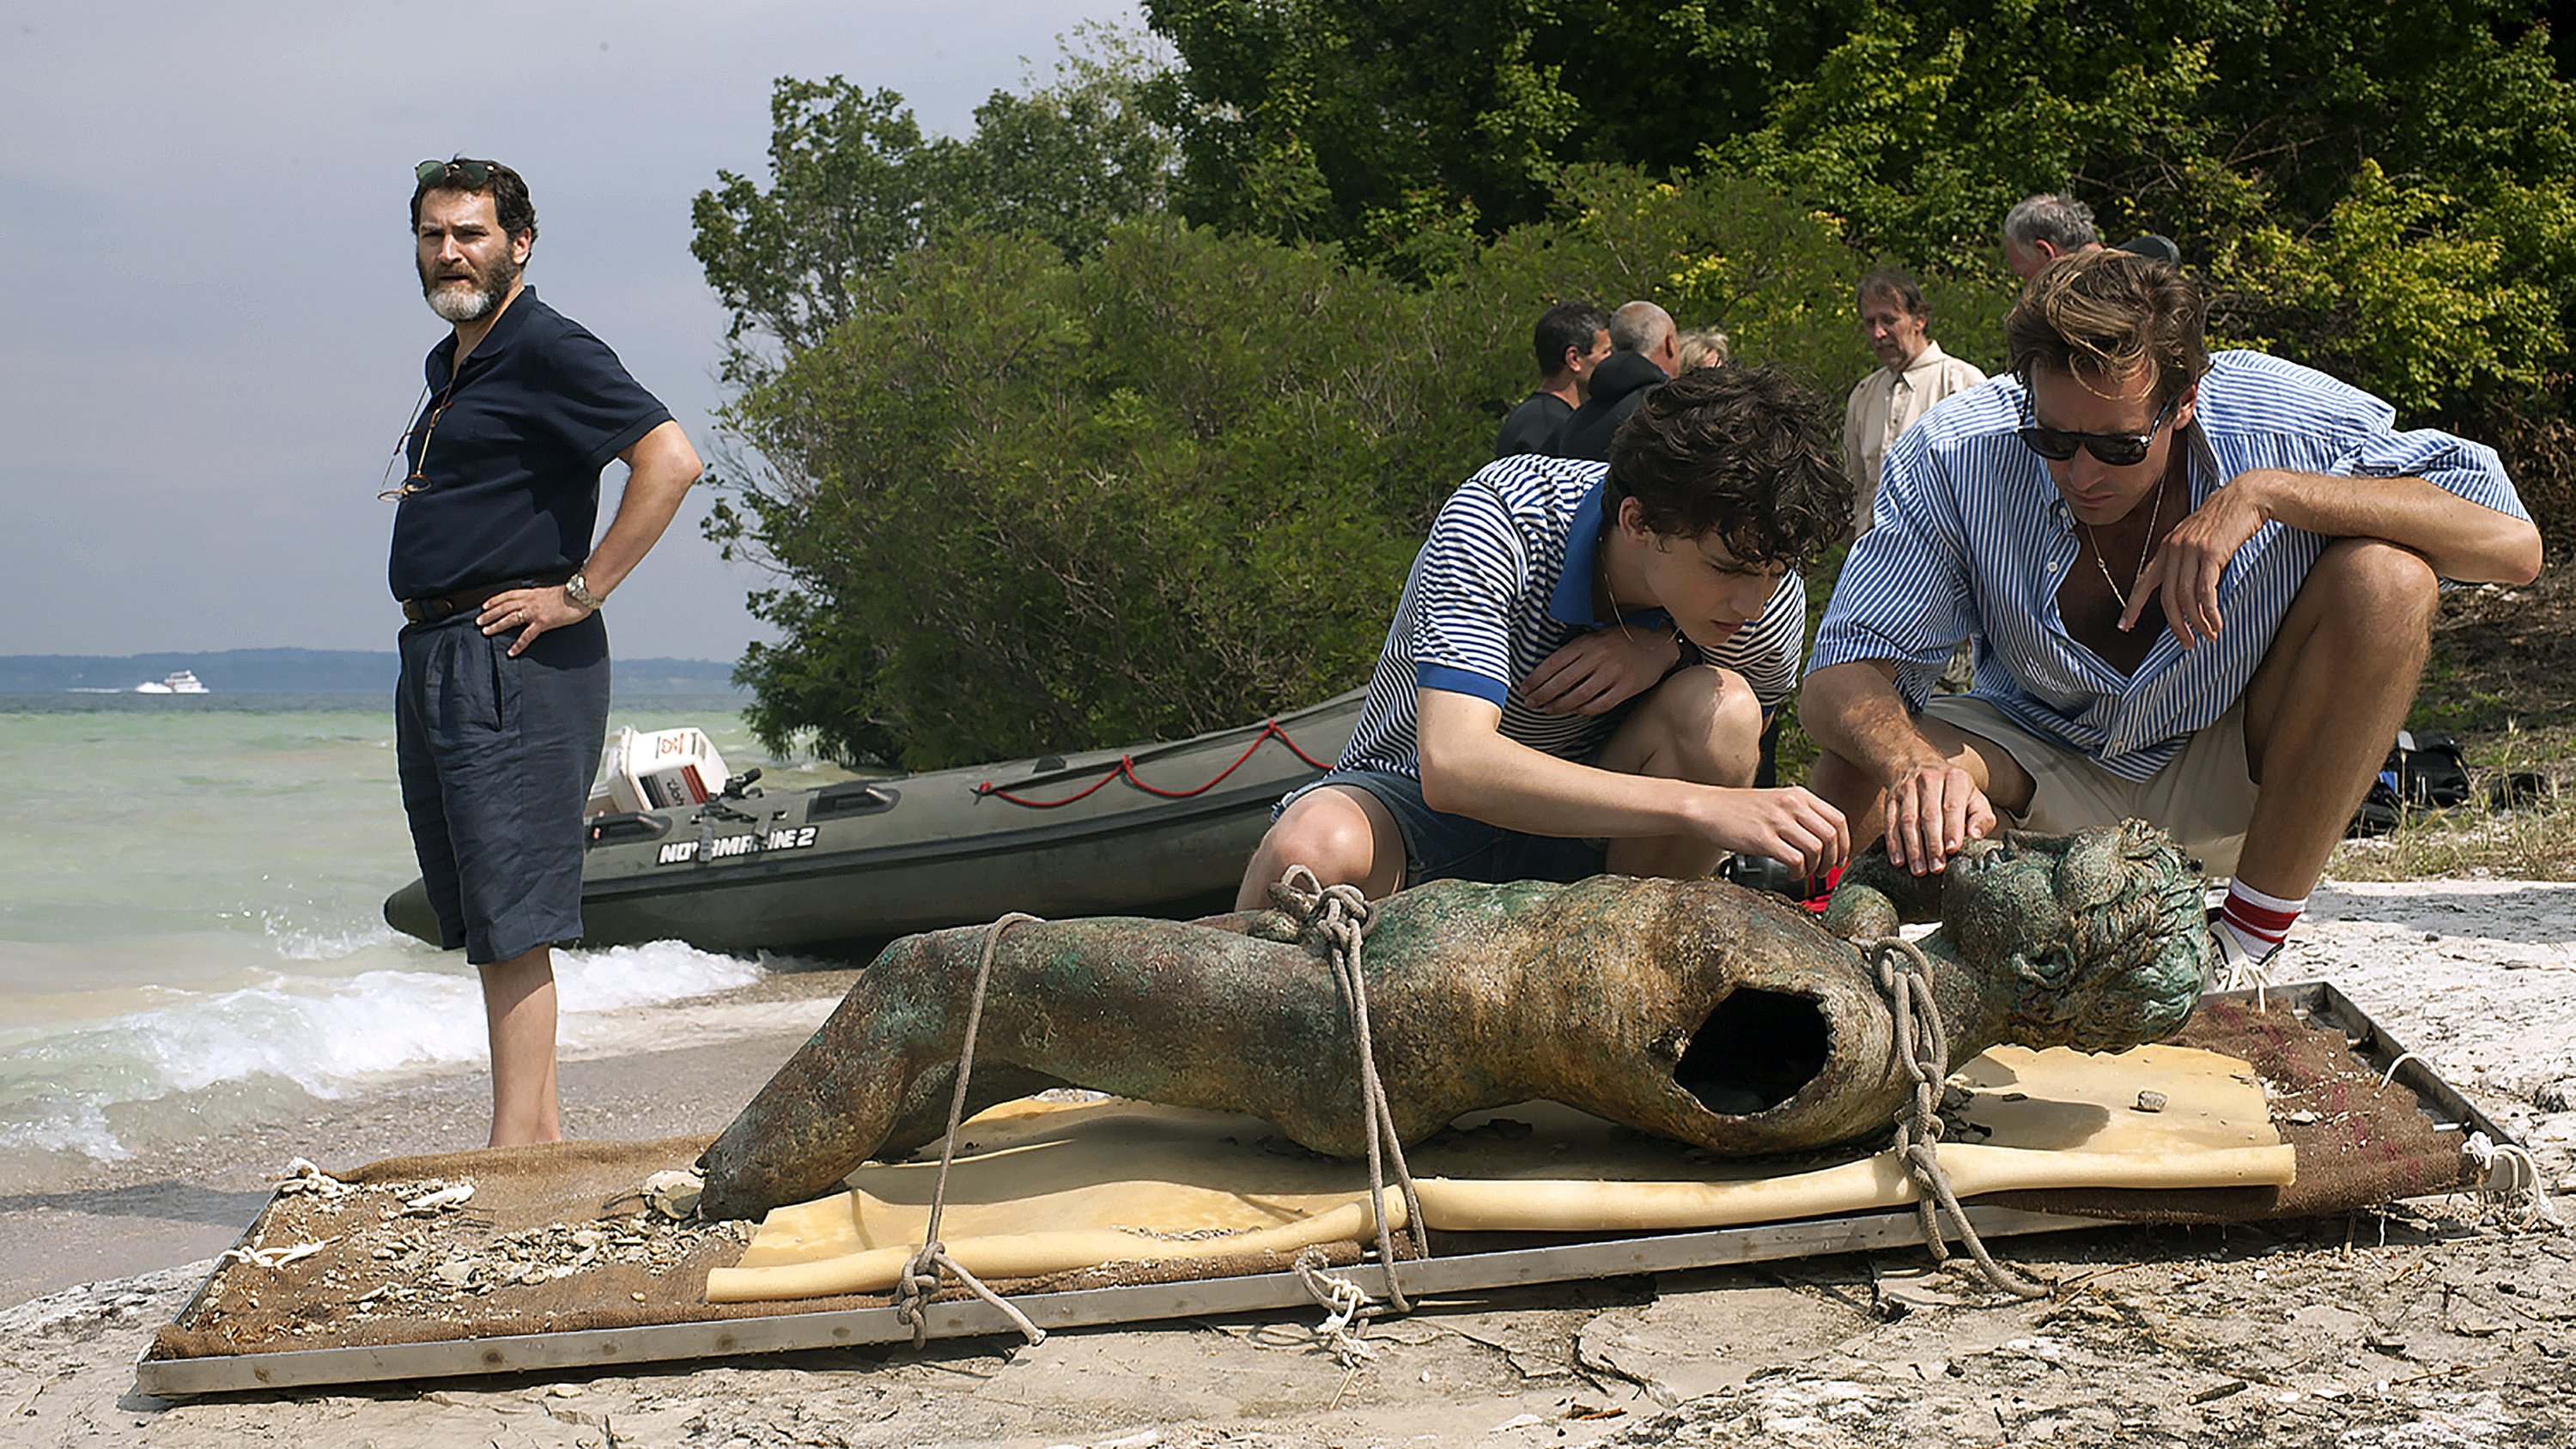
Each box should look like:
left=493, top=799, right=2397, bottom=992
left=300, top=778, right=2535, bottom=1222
left=714, top=222, right=1473, bottom=769
left=697, top=4, right=2576, bottom=763
left=1137, top=0, right=1867, bottom=268
left=1141, top=0, right=2576, bottom=425
left=691, top=28, right=1175, bottom=369
left=1711, top=0, right=2576, bottom=422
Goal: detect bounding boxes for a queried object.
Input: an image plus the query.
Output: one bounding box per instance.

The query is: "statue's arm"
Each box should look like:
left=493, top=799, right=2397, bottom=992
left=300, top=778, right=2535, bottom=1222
left=1820, top=846, right=1943, bottom=938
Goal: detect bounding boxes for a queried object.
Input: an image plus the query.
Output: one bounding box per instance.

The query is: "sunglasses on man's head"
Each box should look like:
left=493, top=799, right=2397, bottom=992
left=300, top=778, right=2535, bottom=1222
left=415, top=158, right=491, bottom=188
left=2016, top=385, right=2179, bottom=466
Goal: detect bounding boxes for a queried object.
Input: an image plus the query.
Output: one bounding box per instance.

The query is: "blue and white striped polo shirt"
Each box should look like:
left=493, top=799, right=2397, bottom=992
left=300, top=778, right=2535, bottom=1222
left=1809, top=350, right=2529, bottom=782
left=1340, top=453, right=1807, bottom=779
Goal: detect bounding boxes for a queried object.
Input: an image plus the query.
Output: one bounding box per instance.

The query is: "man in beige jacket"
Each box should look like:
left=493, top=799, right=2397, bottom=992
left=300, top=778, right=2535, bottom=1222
left=1842, top=266, right=1986, bottom=534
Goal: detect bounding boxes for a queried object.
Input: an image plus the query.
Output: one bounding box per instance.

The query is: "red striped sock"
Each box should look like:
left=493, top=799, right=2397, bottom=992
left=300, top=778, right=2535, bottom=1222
left=2217, top=881, right=2305, bottom=960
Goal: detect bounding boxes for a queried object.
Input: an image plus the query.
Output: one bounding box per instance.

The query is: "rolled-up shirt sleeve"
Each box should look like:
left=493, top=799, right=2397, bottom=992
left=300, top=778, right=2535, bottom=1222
left=1408, top=481, right=1529, bottom=706
left=2337, top=427, right=2528, bottom=518
left=1807, top=429, right=1978, bottom=708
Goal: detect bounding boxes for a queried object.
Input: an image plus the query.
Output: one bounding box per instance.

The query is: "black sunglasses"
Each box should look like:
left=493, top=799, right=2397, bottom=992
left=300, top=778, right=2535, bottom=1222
left=415, top=158, right=491, bottom=188
left=2017, top=384, right=2179, bottom=466
left=378, top=379, right=459, bottom=502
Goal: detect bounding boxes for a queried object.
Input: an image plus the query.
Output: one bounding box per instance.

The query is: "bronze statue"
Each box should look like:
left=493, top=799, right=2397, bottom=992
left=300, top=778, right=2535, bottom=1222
left=697, top=822, right=2211, bottom=1222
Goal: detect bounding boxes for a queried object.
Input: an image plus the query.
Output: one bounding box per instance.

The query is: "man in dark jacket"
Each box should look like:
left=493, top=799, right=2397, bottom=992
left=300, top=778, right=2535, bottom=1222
left=1547, top=300, right=1678, bottom=461
left=1495, top=301, right=1612, bottom=457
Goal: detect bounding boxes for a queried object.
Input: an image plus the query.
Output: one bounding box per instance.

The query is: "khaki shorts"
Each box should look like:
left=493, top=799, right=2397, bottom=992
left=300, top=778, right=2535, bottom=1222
left=1920, top=694, right=2259, bottom=878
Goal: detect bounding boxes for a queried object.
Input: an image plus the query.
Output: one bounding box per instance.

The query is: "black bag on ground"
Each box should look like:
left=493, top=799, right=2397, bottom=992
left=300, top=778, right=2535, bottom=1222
left=2347, top=731, right=2472, bottom=837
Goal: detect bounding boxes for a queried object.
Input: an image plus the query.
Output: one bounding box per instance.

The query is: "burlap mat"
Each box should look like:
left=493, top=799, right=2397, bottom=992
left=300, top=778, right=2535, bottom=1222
left=147, top=1137, right=1357, bottom=1362
left=1985, top=997, right=2481, bottom=1223
left=148, top=999, right=2479, bottom=1363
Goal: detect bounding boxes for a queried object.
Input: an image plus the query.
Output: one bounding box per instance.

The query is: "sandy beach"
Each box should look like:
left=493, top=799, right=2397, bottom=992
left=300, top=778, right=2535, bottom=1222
left=5, top=881, right=2571, bottom=1446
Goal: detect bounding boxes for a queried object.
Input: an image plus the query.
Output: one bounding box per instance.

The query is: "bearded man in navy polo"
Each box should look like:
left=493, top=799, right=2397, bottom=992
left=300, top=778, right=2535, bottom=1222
left=388, top=158, right=703, bottom=1145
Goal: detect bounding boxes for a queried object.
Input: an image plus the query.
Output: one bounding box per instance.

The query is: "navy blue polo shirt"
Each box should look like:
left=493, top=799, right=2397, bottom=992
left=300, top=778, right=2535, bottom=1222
left=387, top=288, right=672, bottom=601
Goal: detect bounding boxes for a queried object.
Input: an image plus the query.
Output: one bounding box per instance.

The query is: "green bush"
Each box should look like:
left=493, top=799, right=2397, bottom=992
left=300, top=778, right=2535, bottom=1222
left=714, top=222, right=1465, bottom=769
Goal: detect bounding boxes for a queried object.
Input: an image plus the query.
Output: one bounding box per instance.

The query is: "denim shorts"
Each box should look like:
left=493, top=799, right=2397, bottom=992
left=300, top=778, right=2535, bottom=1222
left=1275, top=767, right=1608, bottom=888
left=394, top=609, right=611, bottom=964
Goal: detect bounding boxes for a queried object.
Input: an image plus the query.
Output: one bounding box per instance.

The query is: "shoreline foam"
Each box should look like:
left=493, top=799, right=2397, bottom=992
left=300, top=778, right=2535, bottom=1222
left=0, top=942, right=823, bottom=1180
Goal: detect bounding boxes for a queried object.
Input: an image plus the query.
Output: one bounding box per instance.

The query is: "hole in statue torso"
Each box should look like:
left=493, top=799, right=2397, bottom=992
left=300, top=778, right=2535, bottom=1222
left=1676, top=988, right=1830, bottom=1116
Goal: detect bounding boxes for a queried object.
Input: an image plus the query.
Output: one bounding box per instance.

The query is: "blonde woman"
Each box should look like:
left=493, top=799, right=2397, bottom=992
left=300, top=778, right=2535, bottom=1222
left=1675, top=327, right=1731, bottom=373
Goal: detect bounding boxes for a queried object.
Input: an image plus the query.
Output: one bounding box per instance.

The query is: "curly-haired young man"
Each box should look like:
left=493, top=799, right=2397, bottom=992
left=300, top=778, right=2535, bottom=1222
left=1238, top=363, right=1854, bottom=906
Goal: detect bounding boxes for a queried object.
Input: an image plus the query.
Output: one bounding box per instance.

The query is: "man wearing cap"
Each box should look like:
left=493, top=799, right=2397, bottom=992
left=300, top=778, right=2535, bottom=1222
left=389, top=157, right=702, bottom=1145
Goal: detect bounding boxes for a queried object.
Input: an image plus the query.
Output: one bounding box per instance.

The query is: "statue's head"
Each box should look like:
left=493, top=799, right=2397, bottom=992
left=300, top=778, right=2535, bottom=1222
left=1934, top=822, right=2210, bottom=1051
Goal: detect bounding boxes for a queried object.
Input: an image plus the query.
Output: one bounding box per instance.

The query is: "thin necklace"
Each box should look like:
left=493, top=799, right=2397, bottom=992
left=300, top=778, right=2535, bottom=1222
left=1599, top=537, right=1640, bottom=643
left=2081, top=463, right=2171, bottom=614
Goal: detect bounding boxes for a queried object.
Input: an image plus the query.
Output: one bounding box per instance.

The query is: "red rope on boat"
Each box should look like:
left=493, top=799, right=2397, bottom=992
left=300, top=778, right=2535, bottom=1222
left=975, top=719, right=1334, bottom=809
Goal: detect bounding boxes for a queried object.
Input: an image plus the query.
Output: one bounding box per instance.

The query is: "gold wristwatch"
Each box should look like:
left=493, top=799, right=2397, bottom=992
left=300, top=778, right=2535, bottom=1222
left=564, top=572, right=602, bottom=611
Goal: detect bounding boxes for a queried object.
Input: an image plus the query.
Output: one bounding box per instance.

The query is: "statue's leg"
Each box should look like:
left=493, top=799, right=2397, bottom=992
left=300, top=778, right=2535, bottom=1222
left=698, top=929, right=979, bottom=1220
left=699, top=917, right=1391, bottom=1220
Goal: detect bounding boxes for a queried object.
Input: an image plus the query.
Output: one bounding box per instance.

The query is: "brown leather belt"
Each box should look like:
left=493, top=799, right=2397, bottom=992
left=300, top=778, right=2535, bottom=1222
left=400, top=568, right=575, bottom=626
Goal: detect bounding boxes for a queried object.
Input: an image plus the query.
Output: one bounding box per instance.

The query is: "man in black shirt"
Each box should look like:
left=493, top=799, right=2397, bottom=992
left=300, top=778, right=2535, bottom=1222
left=389, top=157, right=702, bottom=1145
left=1547, top=300, right=1679, bottom=462
left=1494, top=301, right=1611, bottom=457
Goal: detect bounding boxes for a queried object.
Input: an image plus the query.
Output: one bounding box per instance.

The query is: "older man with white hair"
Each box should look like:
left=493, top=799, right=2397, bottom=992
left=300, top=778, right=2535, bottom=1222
left=1546, top=300, right=1679, bottom=462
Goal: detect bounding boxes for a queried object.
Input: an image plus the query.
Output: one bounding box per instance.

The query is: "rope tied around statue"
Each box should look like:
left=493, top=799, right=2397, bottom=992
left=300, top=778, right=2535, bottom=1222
left=892, top=911, right=1050, bottom=1348
left=1273, top=864, right=1436, bottom=1316
left=890, top=866, right=1437, bottom=1346
left=1866, top=934, right=2051, bottom=1299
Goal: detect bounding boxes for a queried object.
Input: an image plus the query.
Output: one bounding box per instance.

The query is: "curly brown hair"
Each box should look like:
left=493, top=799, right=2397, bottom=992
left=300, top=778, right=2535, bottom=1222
left=1604, top=363, right=1850, bottom=567
left=2005, top=248, right=2207, bottom=403
left=409, top=157, right=538, bottom=241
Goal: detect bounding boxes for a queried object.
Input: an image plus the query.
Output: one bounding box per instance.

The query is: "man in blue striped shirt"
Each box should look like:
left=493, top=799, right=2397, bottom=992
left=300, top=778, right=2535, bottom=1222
left=1801, top=250, right=2541, bottom=976
left=1238, top=365, right=1854, bottom=907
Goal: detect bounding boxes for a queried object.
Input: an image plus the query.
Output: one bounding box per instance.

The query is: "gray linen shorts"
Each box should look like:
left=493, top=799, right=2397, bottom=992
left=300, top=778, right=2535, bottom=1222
left=1922, top=694, right=2260, bottom=878
left=1274, top=767, right=1608, bottom=888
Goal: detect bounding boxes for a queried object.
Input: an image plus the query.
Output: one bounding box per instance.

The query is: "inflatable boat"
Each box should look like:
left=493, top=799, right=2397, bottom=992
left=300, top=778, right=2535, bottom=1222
left=382, top=691, right=1368, bottom=956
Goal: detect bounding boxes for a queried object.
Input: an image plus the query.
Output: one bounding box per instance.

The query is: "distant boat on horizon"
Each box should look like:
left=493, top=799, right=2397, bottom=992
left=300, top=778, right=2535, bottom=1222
left=133, top=670, right=210, bottom=695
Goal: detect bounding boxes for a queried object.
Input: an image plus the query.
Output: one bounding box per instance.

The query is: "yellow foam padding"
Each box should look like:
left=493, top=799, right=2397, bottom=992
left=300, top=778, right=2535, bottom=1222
left=706, top=1042, right=2293, bottom=1303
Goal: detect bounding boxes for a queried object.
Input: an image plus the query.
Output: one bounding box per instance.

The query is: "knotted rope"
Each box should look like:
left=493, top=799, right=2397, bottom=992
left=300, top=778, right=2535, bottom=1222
left=1291, top=1246, right=1380, bottom=1367
left=1866, top=936, right=2050, bottom=1299
left=2465, top=1130, right=2564, bottom=1231
left=892, top=912, right=1048, bottom=1349
left=1273, top=865, right=1431, bottom=1314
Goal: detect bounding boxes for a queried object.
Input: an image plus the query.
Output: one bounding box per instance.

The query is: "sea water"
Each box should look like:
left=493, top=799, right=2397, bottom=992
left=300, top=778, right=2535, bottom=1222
left=0, top=690, right=817, bottom=1189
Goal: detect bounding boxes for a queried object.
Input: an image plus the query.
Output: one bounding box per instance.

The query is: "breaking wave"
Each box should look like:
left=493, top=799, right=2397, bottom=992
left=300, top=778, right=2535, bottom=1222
left=0, top=941, right=768, bottom=1168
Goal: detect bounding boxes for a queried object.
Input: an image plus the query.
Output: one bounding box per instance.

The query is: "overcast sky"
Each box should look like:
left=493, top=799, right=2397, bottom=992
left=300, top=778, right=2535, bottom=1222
left=0, top=0, right=1136, bottom=662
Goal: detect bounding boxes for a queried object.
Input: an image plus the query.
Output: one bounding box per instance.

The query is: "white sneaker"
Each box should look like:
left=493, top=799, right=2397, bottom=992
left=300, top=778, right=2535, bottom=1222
left=2207, top=916, right=2284, bottom=992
